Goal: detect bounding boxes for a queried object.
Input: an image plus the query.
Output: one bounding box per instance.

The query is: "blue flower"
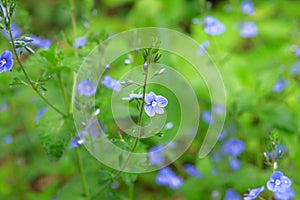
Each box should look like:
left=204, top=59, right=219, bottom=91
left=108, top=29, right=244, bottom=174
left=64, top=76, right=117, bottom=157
left=30, top=34, right=51, bottom=49
left=101, top=75, right=121, bottom=92
left=3, top=135, right=13, bottom=144
left=121, top=92, right=143, bottom=101
left=290, top=61, right=300, bottom=76
left=183, top=164, right=203, bottom=178
left=148, top=145, right=164, bottom=165
left=75, top=37, right=87, bottom=49
left=241, top=0, right=255, bottom=15
left=202, top=110, right=212, bottom=124
left=197, top=40, right=210, bottom=56
left=244, top=186, right=264, bottom=200
left=203, top=16, right=226, bottom=35
left=0, top=50, right=13, bottom=73
left=144, top=92, right=168, bottom=117
left=2, top=23, right=22, bottom=39
left=295, top=47, right=300, bottom=57
left=36, top=107, right=49, bottom=123
left=274, top=187, right=295, bottom=200
left=229, top=156, right=241, bottom=171
left=222, top=138, right=245, bottom=156
left=266, top=145, right=287, bottom=161
left=273, top=79, right=288, bottom=93
left=224, top=189, right=242, bottom=200
left=70, top=130, right=88, bottom=149
left=240, top=22, right=258, bottom=38
left=77, top=80, right=97, bottom=97
left=156, top=167, right=183, bottom=189
left=267, top=171, right=291, bottom=193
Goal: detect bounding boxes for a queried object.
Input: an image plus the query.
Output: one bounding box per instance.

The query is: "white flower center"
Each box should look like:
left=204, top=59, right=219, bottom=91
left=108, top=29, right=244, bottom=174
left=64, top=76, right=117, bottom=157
left=275, top=179, right=281, bottom=186
left=151, top=101, right=157, bottom=107
left=0, top=59, right=6, bottom=67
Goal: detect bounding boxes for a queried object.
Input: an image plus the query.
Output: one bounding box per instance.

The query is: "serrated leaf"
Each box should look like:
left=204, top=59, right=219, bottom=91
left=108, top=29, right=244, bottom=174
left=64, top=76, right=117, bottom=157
left=38, top=110, right=74, bottom=162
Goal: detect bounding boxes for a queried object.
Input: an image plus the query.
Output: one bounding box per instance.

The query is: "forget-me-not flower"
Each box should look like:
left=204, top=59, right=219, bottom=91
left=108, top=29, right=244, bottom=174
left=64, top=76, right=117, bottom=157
left=30, top=34, right=51, bottom=49
left=156, top=167, right=183, bottom=189
left=77, top=80, right=97, bottom=97
left=101, top=75, right=121, bottom=92
left=229, top=156, right=241, bottom=171
left=203, top=16, right=226, bottom=35
left=75, top=37, right=87, bottom=49
left=244, top=186, right=264, bottom=200
left=267, top=171, right=291, bottom=193
left=144, top=92, right=168, bottom=117
left=240, top=21, right=258, bottom=38
left=274, top=187, right=295, bottom=200
left=2, top=23, right=22, bottom=39
left=224, top=189, right=242, bottom=200
left=148, top=145, right=164, bottom=165
left=241, top=0, right=255, bottom=15
left=273, top=79, right=288, bottom=93
left=3, top=135, right=13, bottom=144
left=70, top=130, right=88, bottom=149
left=183, top=164, right=203, bottom=178
left=222, top=138, right=245, bottom=157
left=290, top=61, right=300, bottom=76
left=0, top=50, right=13, bottom=73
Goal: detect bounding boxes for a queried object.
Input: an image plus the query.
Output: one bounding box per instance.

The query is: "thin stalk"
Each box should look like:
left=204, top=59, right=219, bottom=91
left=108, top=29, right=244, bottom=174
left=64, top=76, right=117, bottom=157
left=128, top=182, right=134, bottom=200
left=7, top=29, right=67, bottom=118
left=75, top=148, right=90, bottom=198
left=56, top=72, right=69, bottom=113
left=69, top=0, right=90, bottom=198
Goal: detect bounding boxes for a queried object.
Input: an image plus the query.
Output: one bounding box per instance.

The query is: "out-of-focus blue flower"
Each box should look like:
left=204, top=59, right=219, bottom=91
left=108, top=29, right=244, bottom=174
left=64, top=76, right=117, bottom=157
left=70, top=130, right=88, bottom=149
left=202, top=110, right=212, bottom=124
left=0, top=103, right=8, bottom=112
left=183, top=164, right=203, bottom=178
left=77, top=80, right=97, bottom=97
left=241, top=0, right=255, bottom=15
left=3, top=135, right=13, bottom=144
left=148, top=145, right=164, bottom=165
left=274, top=187, right=295, bottom=200
left=197, top=40, right=210, bottom=56
left=295, top=47, right=300, bottom=57
left=101, top=75, right=121, bottom=92
left=224, top=189, right=242, bottom=200
left=244, top=186, right=264, bottom=200
left=273, top=79, right=288, bottom=93
left=75, top=37, right=87, bottom=49
left=229, top=156, right=241, bottom=171
left=0, top=50, right=13, bottom=73
left=144, top=92, right=168, bottom=117
left=222, top=138, right=245, bottom=157
left=240, top=22, right=258, bottom=38
left=267, top=171, right=291, bottom=193
left=30, top=34, right=51, bottom=49
left=2, top=23, right=22, bottom=39
left=203, top=16, right=226, bottom=35
left=165, top=122, right=173, bottom=130
left=89, top=119, right=104, bottom=139
left=290, top=61, right=300, bottom=75
left=36, top=107, right=48, bottom=123
left=156, top=167, right=183, bottom=189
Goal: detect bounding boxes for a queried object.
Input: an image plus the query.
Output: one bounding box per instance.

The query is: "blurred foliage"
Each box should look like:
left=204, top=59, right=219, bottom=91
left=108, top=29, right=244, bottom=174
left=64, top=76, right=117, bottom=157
left=1, top=0, right=300, bottom=200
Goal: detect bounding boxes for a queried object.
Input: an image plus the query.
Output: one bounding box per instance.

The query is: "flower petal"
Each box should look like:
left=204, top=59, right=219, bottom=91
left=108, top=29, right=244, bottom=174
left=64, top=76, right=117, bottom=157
left=155, top=107, right=164, bottom=114
left=157, top=96, right=168, bottom=107
left=267, top=180, right=275, bottom=192
left=145, top=92, right=156, bottom=104
left=281, top=176, right=291, bottom=188
left=1, top=50, right=13, bottom=60
left=145, top=104, right=155, bottom=117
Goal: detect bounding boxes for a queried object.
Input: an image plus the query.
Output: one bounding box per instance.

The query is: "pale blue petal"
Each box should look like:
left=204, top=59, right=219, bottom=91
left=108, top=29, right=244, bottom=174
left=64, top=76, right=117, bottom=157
left=145, top=92, right=156, bottom=104
left=145, top=104, right=155, bottom=117
left=155, top=107, right=164, bottom=114
left=157, top=96, right=168, bottom=107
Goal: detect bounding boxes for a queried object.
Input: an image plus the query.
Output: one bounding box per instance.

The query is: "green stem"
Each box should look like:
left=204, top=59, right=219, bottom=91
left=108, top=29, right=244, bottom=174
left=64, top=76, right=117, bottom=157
left=75, top=148, right=90, bottom=198
left=56, top=72, right=69, bottom=113
left=7, top=29, right=67, bottom=118
left=128, top=182, right=134, bottom=200
left=68, top=0, right=90, bottom=198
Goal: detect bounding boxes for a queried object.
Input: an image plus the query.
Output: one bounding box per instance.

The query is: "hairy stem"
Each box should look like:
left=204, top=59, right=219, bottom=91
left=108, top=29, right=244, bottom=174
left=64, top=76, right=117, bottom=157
left=7, top=29, right=67, bottom=117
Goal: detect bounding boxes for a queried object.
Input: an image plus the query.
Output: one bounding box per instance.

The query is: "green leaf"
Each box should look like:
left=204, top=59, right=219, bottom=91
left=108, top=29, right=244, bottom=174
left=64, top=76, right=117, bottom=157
left=120, top=172, right=138, bottom=186
left=37, top=110, right=74, bottom=162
